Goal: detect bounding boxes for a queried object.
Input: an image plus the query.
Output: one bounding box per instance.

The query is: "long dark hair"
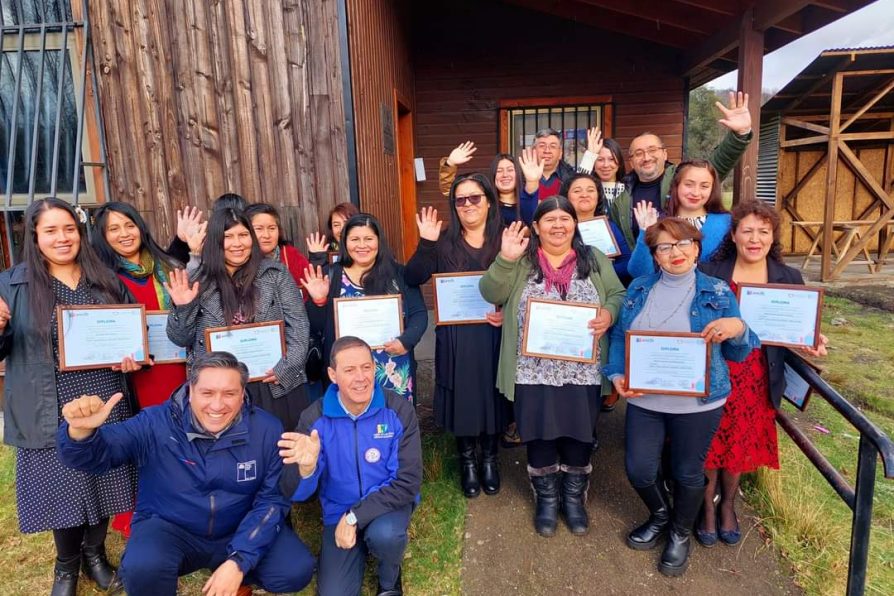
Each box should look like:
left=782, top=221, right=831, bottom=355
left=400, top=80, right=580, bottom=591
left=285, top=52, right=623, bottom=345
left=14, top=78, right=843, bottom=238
left=338, top=214, right=400, bottom=295
left=560, top=173, right=608, bottom=217
left=212, top=192, right=249, bottom=213
left=91, top=202, right=181, bottom=272
left=244, top=203, right=290, bottom=246
left=713, top=199, right=783, bottom=263
left=198, top=208, right=263, bottom=323
left=444, top=173, right=502, bottom=270
left=489, top=153, right=524, bottom=219
left=665, top=160, right=726, bottom=216
left=601, top=138, right=626, bottom=181
left=526, top=196, right=596, bottom=286
left=23, top=198, right=126, bottom=346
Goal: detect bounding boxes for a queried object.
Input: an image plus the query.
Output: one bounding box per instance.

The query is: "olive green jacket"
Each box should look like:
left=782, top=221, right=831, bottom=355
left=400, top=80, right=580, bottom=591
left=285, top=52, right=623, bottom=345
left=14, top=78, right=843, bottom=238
left=479, top=251, right=626, bottom=401
left=609, top=130, right=753, bottom=249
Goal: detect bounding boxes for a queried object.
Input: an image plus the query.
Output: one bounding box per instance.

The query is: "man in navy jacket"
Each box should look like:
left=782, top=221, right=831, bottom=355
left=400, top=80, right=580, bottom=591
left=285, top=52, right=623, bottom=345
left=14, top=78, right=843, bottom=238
left=280, top=336, right=422, bottom=596
left=57, top=351, right=315, bottom=596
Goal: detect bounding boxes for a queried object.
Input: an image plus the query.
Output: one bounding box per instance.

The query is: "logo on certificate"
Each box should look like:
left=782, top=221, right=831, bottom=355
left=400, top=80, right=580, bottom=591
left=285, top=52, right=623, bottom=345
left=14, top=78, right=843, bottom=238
left=365, top=448, right=381, bottom=463
left=236, top=460, right=257, bottom=482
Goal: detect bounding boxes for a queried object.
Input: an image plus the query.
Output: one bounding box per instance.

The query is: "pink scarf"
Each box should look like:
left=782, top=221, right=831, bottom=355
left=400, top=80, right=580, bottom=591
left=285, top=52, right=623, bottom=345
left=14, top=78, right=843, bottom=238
left=538, top=248, right=577, bottom=297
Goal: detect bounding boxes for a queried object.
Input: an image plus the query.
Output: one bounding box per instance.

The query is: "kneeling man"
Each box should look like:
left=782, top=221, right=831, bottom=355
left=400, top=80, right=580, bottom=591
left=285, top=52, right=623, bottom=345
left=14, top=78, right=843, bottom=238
left=280, top=336, right=422, bottom=596
left=57, top=351, right=315, bottom=596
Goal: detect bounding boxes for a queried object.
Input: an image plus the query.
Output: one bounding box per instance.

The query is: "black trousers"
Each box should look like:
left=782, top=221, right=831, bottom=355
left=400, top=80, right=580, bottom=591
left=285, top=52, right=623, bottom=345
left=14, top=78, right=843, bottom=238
left=624, top=404, right=723, bottom=489
left=527, top=438, right=592, bottom=469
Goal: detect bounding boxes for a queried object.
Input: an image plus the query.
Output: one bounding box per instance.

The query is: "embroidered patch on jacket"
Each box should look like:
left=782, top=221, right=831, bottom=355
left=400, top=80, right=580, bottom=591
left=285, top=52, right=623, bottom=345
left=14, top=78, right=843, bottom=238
left=365, top=448, right=381, bottom=463
left=373, top=423, right=395, bottom=439
left=236, top=460, right=257, bottom=482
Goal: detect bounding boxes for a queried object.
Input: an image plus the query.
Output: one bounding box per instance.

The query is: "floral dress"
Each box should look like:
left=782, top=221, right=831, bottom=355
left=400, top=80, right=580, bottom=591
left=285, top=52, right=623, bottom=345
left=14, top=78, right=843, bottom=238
left=340, top=273, right=414, bottom=402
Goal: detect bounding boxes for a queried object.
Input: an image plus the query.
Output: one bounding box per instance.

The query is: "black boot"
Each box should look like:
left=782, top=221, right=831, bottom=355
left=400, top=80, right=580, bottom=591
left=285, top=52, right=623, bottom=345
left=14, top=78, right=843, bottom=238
left=377, top=566, right=403, bottom=595
left=560, top=464, right=591, bottom=535
left=51, top=555, right=80, bottom=596
left=82, top=521, right=123, bottom=593
left=659, top=484, right=705, bottom=577
left=528, top=464, right=560, bottom=537
left=626, top=483, right=670, bottom=550
left=457, top=437, right=480, bottom=498
left=480, top=434, right=501, bottom=495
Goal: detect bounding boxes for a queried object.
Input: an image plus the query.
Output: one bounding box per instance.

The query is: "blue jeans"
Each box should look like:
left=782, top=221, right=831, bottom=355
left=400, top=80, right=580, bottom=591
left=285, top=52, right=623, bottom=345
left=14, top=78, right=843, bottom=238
left=120, top=515, right=315, bottom=596
left=318, top=504, right=413, bottom=596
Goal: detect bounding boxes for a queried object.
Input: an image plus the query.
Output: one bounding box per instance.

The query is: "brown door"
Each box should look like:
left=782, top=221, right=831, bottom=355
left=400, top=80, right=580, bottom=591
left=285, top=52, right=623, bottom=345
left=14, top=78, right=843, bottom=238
left=394, top=91, right=417, bottom=262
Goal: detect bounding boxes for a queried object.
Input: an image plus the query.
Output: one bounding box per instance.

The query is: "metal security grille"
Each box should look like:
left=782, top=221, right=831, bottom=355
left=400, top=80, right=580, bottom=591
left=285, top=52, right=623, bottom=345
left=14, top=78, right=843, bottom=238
left=507, top=104, right=603, bottom=168
left=756, top=114, right=780, bottom=204
left=0, top=0, right=107, bottom=266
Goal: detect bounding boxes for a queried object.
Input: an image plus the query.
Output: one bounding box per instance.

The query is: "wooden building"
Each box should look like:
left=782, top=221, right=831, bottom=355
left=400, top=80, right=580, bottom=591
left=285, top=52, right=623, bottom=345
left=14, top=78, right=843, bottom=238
left=1, top=0, right=875, bottom=266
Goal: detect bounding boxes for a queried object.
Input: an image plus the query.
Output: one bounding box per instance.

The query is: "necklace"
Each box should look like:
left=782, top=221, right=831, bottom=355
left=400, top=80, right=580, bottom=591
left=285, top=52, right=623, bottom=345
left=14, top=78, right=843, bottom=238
left=640, top=277, right=696, bottom=329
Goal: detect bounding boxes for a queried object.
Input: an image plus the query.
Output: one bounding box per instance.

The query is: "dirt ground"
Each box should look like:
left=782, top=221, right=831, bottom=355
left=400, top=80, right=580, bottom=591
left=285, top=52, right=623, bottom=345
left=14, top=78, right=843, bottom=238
left=825, top=283, right=894, bottom=312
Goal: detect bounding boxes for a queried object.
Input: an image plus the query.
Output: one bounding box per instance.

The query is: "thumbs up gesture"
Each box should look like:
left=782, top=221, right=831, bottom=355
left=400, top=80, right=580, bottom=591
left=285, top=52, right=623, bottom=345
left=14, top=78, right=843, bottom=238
left=62, top=392, right=124, bottom=441
left=278, top=429, right=322, bottom=477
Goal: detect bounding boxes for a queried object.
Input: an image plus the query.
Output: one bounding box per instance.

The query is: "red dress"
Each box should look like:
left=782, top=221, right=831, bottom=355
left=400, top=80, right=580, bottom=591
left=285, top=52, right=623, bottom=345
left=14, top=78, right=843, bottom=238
left=704, top=281, right=779, bottom=473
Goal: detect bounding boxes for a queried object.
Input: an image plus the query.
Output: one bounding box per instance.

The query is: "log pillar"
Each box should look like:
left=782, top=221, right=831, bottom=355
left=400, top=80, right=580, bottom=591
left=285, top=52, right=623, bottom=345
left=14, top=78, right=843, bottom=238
left=733, top=8, right=764, bottom=205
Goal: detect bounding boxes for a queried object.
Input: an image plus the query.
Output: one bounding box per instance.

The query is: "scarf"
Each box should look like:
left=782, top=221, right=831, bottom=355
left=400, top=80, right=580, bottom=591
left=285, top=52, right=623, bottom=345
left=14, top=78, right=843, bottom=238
left=538, top=248, right=577, bottom=297
left=119, top=249, right=172, bottom=309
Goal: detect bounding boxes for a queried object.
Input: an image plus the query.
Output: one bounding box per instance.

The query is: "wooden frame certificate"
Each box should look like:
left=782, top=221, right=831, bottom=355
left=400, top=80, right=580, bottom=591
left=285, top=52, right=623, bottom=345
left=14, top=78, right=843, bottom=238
left=625, top=331, right=711, bottom=397
left=334, top=295, right=404, bottom=349
left=432, top=272, right=494, bottom=325
left=577, top=216, right=621, bottom=257
left=146, top=311, right=187, bottom=364
left=737, top=283, right=824, bottom=349
left=57, top=304, right=150, bottom=371
left=521, top=298, right=599, bottom=363
left=204, top=321, right=285, bottom=382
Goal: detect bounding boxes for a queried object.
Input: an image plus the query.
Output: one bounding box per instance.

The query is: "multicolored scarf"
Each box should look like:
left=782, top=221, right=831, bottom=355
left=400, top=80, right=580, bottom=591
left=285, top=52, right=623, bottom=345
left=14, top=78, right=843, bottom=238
left=537, top=248, right=577, bottom=297
left=118, top=250, right=172, bottom=309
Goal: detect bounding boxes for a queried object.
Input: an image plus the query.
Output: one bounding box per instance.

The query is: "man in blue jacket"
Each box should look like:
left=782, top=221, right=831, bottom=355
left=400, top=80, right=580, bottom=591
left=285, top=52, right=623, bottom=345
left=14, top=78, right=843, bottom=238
left=57, top=351, right=315, bottom=596
left=280, top=336, right=422, bottom=596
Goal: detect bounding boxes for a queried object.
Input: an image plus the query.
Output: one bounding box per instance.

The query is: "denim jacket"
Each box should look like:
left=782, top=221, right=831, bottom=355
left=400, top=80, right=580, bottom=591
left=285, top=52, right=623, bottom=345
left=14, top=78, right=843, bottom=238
left=603, top=269, right=760, bottom=403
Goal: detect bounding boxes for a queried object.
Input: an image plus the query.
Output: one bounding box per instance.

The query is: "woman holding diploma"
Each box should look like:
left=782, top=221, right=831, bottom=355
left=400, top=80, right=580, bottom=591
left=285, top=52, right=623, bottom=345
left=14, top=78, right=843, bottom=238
left=604, top=217, right=759, bottom=577
left=697, top=200, right=828, bottom=546
left=405, top=173, right=509, bottom=498
left=0, top=198, right=137, bottom=595
left=301, top=214, right=428, bottom=403
left=165, top=208, right=311, bottom=431
left=479, top=196, right=625, bottom=537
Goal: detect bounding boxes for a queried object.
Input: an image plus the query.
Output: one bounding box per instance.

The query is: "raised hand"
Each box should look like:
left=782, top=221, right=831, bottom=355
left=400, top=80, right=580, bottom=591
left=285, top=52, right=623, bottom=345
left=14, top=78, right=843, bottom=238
left=415, top=206, right=443, bottom=242
left=62, top=392, right=124, bottom=440
left=500, top=221, right=529, bottom=262
left=306, top=232, right=329, bottom=254
left=586, top=127, right=604, bottom=155
left=633, top=201, right=659, bottom=231
left=446, top=141, right=477, bottom=167
left=163, top=268, right=200, bottom=306
left=278, top=429, right=321, bottom=477
left=186, top=220, right=207, bottom=255
left=301, top=265, right=331, bottom=303
left=716, top=91, right=752, bottom=136
left=518, top=147, right=544, bottom=183
left=0, top=296, right=11, bottom=332
left=176, top=206, right=204, bottom=244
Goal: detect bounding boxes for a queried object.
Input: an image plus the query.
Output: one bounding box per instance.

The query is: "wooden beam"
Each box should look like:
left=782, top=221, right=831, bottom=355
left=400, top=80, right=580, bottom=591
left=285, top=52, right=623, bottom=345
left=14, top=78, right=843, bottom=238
left=838, top=141, right=893, bottom=209
left=840, top=131, right=894, bottom=142
left=840, top=77, right=894, bottom=131
left=781, top=117, right=830, bottom=135
left=780, top=134, right=830, bottom=148
left=779, top=56, right=854, bottom=113
left=753, top=0, right=812, bottom=30
left=733, top=8, right=763, bottom=205
left=831, top=209, right=894, bottom=278
left=821, top=72, right=844, bottom=281
left=572, top=0, right=722, bottom=36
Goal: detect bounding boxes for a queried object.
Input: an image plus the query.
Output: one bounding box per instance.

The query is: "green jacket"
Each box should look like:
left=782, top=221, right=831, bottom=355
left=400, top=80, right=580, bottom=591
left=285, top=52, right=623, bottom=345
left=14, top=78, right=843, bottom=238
left=609, top=130, right=753, bottom=249
left=479, top=251, right=626, bottom=401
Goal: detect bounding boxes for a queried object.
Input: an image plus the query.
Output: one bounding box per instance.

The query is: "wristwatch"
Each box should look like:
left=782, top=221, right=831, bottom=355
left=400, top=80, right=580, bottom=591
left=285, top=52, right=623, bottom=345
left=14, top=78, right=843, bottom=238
left=345, top=510, right=358, bottom=526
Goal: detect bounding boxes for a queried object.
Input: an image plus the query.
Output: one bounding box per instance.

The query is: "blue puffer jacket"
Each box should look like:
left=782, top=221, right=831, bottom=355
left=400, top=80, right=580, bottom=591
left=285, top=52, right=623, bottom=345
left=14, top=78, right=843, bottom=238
left=56, top=384, right=290, bottom=574
left=291, top=383, right=422, bottom=528
left=603, top=269, right=760, bottom=403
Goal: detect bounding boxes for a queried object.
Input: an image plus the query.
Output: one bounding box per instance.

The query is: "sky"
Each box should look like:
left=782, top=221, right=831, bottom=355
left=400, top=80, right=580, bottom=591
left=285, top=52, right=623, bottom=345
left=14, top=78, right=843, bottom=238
left=707, top=0, right=894, bottom=92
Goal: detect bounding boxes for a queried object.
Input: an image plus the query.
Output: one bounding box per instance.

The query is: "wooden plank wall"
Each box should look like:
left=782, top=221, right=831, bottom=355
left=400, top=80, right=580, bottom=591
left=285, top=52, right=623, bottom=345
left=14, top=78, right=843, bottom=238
left=345, top=0, right=414, bottom=255
left=87, top=0, right=349, bottom=243
left=411, top=1, right=686, bottom=215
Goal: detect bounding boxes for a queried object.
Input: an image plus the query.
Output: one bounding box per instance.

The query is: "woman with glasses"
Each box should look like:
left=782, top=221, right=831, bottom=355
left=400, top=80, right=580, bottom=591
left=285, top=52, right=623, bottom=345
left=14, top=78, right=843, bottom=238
left=604, top=217, right=758, bottom=577
left=405, top=173, right=509, bottom=498
left=625, top=160, right=731, bottom=279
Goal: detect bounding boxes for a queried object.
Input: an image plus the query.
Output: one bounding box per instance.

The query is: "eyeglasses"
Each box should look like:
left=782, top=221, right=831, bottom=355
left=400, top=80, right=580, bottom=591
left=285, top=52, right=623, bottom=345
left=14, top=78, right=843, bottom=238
left=453, top=194, right=484, bottom=207
left=629, top=146, right=665, bottom=161
left=654, top=238, right=695, bottom=255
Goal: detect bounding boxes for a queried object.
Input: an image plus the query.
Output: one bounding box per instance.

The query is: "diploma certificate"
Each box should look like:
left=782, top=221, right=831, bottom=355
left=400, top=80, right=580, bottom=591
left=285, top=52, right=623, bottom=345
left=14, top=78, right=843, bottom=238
left=57, top=304, right=149, bottom=371
left=737, top=283, right=824, bottom=349
left=334, top=295, right=404, bottom=349
left=432, top=272, right=495, bottom=325
left=625, top=331, right=710, bottom=397
left=783, top=363, right=812, bottom=411
left=204, top=321, right=285, bottom=381
left=577, top=216, right=621, bottom=257
left=521, top=298, right=599, bottom=363
left=146, top=311, right=187, bottom=364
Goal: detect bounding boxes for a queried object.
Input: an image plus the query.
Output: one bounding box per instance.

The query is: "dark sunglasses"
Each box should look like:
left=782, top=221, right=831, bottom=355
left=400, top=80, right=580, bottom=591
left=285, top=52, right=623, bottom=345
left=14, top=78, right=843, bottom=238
left=453, top=194, right=484, bottom=207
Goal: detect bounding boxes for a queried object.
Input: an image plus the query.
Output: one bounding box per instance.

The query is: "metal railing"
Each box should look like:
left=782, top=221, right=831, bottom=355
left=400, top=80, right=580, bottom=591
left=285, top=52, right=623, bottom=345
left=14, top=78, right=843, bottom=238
left=776, top=351, right=894, bottom=596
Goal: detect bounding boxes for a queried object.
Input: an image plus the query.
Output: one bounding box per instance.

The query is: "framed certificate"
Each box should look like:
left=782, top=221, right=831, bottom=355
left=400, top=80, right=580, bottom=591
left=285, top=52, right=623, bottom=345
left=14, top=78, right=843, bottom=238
left=57, top=304, right=150, bottom=371
left=521, top=298, right=599, bottom=363
left=577, top=216, right=621, bottom=257
left=204, top=321, right=286, bottom=382
left=625, top=331, right=711, bottom=397
left=737, top=283, right=824, bottom=349
left=432, top=272, right=495, bottom=325
left=782, top=363, right=812, bottom=411
left=146, top=310, right=187, bottom=364
left=334, top=295, right=404, bottom=349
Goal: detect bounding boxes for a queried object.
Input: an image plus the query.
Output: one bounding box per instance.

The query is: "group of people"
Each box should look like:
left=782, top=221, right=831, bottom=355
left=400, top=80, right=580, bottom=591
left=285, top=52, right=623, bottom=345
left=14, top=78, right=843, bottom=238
left=0, top=90, right=831, bottom=594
